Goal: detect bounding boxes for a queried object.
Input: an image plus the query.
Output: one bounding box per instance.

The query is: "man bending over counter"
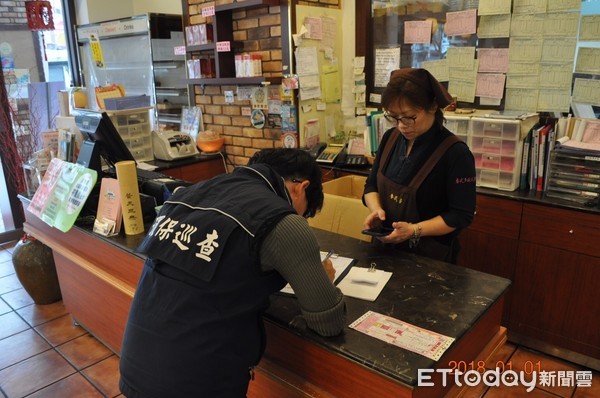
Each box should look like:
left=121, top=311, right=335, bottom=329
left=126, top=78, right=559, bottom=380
left=119, top=148, right=346, bottom=397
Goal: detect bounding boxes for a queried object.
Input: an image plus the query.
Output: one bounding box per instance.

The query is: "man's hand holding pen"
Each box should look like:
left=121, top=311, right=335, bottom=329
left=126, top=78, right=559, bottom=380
left=322, top=250, right=336, bottom=283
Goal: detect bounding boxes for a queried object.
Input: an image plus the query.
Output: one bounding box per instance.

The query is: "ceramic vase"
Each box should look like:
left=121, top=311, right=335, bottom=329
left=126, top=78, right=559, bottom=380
left=11, top=235, right=62, bottom=305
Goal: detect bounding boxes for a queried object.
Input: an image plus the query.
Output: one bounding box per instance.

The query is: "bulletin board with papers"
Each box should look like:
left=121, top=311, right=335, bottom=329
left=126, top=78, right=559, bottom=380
left=294, top=5, right=344, bottom=147
left=367, top=0, right=600, bottom=114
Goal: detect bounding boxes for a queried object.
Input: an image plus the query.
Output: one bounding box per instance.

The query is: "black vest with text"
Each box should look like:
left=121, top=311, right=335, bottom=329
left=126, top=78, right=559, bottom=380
left=119, top=164, right=296, bottom=397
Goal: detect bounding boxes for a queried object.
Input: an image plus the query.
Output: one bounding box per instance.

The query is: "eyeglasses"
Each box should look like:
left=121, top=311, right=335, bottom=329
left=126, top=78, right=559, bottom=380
left=384, top=112, right=417, bottom=127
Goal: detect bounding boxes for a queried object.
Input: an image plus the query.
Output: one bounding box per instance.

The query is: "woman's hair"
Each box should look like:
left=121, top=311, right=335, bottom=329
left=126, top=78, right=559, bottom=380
left=248, top=148, right=324, bottom=218
left=381, top=68, right=452, bottom=128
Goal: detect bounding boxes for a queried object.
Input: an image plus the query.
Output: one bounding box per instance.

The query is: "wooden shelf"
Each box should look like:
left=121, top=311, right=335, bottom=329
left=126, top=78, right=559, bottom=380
left=183, top=0, right=286, bottom=98
left=187, top=76, right=282, bottom=85
left=186, top=43, right=216, bottom=53
left=215, top=0, right=280, bottom=12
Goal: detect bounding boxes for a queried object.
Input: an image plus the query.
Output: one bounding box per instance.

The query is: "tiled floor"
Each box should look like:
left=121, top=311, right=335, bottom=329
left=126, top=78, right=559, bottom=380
left=0, top=241, right=121, bottom=398
left=1, top=240, right=599, bottom=398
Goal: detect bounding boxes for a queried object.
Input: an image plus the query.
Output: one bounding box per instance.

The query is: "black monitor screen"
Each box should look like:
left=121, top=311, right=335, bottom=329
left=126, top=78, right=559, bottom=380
left=74, top=110, right=135, bottom=173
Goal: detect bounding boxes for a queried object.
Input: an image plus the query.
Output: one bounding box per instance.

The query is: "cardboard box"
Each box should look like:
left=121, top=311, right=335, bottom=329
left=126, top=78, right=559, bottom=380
left=309, top=175, right=372, bottom=242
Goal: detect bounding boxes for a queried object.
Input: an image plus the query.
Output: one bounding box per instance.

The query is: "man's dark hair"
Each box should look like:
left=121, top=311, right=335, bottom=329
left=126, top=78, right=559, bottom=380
left=248, top=148, right=324, bottom=218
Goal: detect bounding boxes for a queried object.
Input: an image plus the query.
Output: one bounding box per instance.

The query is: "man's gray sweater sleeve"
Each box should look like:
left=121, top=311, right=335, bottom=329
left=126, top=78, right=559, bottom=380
left=260, top=214, right=346, bottom=336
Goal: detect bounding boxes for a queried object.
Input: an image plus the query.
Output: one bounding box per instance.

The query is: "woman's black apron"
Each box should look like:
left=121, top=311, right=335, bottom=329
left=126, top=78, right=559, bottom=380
left=376, top=130, right=461, bottom=263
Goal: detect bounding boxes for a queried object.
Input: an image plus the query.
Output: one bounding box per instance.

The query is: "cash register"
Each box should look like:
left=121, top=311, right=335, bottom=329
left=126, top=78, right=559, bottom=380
left=152, top=131, right=199, bottom=161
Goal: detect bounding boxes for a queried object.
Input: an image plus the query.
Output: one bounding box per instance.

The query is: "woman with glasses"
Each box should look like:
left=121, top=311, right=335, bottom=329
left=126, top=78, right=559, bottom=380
left=362, top=68, right=476, bottom=263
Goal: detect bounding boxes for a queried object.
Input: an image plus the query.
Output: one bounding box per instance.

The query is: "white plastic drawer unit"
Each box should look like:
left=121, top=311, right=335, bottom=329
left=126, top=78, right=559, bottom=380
left=470, top=137, right=518, bottom=156
left=106, top=107, right=155, bottom=162
left=127, top=123, right=148, bottom=135
left=127, top=136, right=151, bottom=149
left=470, top=119, right=520, bottom=140
left=469, top=117, right=523, bottom=191
left=108, top=108, right=150, bottom=127
left=444, top=115, right=470, bottom=143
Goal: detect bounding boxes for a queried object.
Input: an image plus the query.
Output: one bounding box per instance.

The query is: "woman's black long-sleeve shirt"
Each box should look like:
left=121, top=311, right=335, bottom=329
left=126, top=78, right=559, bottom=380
left=364, top=125, right=477, bottom=241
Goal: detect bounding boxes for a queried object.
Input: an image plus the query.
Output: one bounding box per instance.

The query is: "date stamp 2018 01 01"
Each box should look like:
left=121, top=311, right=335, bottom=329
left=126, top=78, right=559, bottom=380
left=418, top=360, right=594, bottom=392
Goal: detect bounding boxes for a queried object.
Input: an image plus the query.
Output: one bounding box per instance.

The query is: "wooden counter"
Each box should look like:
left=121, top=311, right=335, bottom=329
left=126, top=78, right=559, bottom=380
left=22, top=203, right=510, bottom=398
left=322, top=165, right=600, bottom=371
left=149, top=152, right=227, bottom=183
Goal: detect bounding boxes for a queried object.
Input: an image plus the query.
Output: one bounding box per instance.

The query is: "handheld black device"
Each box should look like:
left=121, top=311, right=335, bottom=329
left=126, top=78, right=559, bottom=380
left=361, top=226, right=394, bottom=237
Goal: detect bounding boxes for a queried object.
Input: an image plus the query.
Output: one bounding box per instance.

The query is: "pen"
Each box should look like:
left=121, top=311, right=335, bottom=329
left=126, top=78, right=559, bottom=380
left=322, top=250, right=335, bottom=262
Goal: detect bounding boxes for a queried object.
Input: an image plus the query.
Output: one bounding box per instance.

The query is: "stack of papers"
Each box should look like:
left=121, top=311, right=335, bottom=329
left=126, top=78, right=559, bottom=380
left=337, top=267, right=392, bottom=302
left=280, top=256, right=393, bottom=302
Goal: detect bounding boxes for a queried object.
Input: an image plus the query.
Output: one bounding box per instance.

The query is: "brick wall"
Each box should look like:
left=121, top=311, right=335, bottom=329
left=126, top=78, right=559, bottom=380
left=185, top=0, right=340, bottom=168
left=0, top=0, right=27, bottom=25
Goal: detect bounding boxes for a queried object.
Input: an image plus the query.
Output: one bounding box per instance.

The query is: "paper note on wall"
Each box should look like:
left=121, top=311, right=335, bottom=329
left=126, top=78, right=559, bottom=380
left=478, top=48, right=509, bottom=73
left=539, top=64, right=573, bottom=89
left=295, top=46, right=319, bottom=76
left=541, top=38, right=577, bottom=64
left=513, top=0, right=546, bottom=15
left=304, top=16, right=322, bottom=39
left=504, top=88, right=539, bottom=112
left=579, top=15, right=600, bottom=41
left=510, top=14, right=545, bottom=37
left=478, top=14, right=511, bottom=38
left=478, top=0, right=511, bottom=16
left=447, top=47, right=476, bottom=70
left=573, top=79, right=600, bottom=105
left=321, top=16, right=337, bottom=51
left=374, top=48, right=400, bottom=88
left=299, top=74, right=322, bottom=101
left=449, top=59, right=478, bottom=102
left=445, top=9, right=477, bottom=37
left=537, top=89, right=571, bottom=112
left=575, top=48, right=600, bottom=75
left=404, top=20, right=432, bottom=44
left=543, top=12, right=580, bottom=37
left=476, top=73, right=506, bottom=99
left=321, top=64, right=341, bottom=103
left=421, top=59, right=449, bottom=82
left=304, top=119, right=320, bottom=148
left=509, top=38, right=543, bottom=62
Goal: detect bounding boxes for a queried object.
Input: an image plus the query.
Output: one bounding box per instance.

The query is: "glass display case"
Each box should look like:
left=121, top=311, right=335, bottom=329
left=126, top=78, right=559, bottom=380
left=76, top=14, right=188, bottom=129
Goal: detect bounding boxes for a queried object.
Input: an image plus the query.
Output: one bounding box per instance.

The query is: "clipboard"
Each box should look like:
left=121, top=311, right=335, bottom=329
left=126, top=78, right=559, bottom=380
left=279, top=252, right=356, bottom=296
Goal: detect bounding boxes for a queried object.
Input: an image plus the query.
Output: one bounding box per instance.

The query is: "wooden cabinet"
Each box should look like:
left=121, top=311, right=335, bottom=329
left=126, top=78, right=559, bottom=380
left=459, top=199, right=600, bottom=369
left=519, top=203, right=600, bottom=257
left=158, top=157, right=225, bottom=183
left=457, top=195, right=522, bottom=325
left=183, top=0, right=283, bottom=86
left=22, top=208, right=145, bottom=353
left=508, top=204, right=600, bottom=361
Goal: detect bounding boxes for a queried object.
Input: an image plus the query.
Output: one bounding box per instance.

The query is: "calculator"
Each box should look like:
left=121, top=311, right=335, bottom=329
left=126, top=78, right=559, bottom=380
left=343, top=155, right=369, bottom=167
left=316, top=145, right=345, bottom=164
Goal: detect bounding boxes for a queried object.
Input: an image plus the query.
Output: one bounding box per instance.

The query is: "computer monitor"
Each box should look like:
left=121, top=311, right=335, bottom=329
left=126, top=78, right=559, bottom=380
left=74, top=110, right=135, bottom=175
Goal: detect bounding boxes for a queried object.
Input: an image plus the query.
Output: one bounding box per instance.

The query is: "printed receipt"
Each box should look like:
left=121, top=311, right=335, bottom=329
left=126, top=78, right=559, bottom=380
left=349, top=310, right=455, bottom=361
